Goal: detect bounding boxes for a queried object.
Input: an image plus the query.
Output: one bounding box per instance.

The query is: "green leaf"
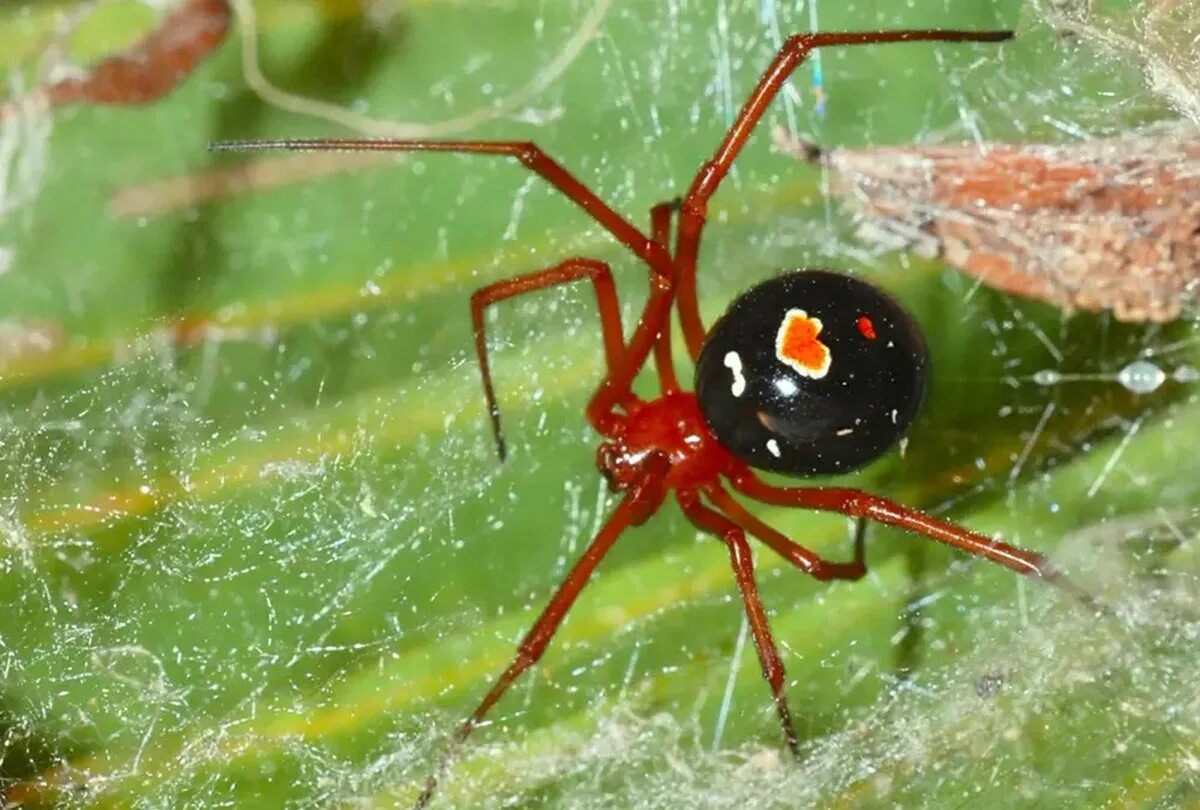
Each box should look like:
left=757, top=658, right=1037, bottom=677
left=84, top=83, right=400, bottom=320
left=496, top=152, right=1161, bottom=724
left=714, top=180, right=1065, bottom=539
left=1, top=1, right=1196, bottom=807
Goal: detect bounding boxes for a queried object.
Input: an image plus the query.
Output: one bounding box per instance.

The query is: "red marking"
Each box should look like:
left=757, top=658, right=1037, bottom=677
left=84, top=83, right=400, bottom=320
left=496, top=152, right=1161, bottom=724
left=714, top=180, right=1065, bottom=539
left=777, top=310, right=831, bottom=377
left=856, top=315, right=877, bottom=340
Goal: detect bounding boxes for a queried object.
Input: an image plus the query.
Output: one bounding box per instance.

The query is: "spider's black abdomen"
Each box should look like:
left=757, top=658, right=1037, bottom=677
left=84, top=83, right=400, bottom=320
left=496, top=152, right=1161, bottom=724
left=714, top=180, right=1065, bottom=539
left=694, top=270, right=928, bottom=477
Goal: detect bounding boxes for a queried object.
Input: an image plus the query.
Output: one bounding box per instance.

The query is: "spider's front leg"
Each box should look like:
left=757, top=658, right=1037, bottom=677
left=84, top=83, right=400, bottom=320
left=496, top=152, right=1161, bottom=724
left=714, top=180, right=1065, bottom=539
left=584, top=273, right=677, bottom=436
left=671, top=28, right=1014, bottom=360
left=470, top=257, right=634, bottom=460
left=211, top=138, right=669, bottom=272
left=211, top=142, right=681, bottom=444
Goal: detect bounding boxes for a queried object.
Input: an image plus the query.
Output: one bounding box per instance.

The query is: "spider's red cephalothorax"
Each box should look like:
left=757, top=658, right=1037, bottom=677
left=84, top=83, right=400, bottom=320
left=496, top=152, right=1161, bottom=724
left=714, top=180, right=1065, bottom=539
left=212, top=26, right=1095, bottom=809
left=597, top=393, right=739, bottom=502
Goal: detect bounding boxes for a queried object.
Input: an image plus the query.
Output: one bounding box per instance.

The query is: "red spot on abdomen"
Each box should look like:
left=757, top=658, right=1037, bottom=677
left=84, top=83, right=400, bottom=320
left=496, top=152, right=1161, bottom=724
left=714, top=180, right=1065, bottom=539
left=856, top=315, right=877, bottom=340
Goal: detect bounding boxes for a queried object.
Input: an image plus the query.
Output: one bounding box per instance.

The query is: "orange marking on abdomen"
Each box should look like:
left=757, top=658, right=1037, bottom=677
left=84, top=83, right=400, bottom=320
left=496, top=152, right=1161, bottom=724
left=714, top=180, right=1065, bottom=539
left=856, top=315, right=877, bottom=340
left=776, top=309, right=831, bottom=379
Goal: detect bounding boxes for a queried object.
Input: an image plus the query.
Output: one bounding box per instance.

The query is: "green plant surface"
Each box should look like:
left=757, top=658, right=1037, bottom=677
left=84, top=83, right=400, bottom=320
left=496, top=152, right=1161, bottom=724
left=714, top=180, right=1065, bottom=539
left=0, top=1, right=1197, bottom=808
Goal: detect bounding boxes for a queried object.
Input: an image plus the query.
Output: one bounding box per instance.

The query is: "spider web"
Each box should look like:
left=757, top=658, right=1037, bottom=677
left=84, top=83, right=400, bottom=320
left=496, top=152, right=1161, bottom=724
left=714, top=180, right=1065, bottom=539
left=0, top=0, right=1197, bottom=807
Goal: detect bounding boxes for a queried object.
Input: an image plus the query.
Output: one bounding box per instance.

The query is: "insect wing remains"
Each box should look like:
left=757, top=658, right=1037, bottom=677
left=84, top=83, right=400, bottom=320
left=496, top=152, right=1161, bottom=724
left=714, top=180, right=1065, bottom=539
left=776, top=124, right=1200, bottom=322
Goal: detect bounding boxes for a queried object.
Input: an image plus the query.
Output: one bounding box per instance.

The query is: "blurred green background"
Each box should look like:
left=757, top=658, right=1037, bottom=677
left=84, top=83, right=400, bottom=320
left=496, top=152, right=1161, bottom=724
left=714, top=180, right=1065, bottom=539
left=0, top=0, right=1197, bottom=807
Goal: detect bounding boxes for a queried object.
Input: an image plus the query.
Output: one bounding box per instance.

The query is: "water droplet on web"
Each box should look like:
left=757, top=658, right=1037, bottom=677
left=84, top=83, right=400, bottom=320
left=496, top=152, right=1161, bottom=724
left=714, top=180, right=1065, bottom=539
left=1032, top=369, right=1061, bottom=386
left=1116, top=360, right=1166, bottom=394
left=1173, top=365, right=1199, bottom=383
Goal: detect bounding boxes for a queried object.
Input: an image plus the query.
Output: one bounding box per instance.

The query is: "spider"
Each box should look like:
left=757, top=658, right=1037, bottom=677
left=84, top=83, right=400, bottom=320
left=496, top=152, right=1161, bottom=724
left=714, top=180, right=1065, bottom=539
left=214, top=27, right=1092, bottom=808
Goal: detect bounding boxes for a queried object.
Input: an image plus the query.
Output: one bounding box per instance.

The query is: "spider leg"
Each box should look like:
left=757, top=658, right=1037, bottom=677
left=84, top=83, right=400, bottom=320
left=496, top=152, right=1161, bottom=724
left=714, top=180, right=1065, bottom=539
left=672, top=29, right=1013, bottom=359
left=727, top=471, right=1102, bottom=608
left=677, top=490, right=801, bottom=757
left=471, top=258, right=634, bottom=460
left=712, top=488, right=927, bottom=679
left=414, top=480, right=659, bottom=809
left=585, top=278, right=676, bottom=435
left=650, top=199, right=683, bottom=394
left=705, top=485, right=865, bottom=581
left=210, top=138, right=670, bottom=274
left=649, top=199, right=681, bottom=246
left=211, top=138, right=679, bottom=445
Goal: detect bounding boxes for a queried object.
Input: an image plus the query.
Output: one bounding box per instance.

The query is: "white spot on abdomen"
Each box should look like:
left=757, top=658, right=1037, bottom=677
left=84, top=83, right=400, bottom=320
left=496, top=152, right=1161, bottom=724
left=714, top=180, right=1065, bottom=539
left=724, top=350, right=747, bottom=397
left=766, top=438, right=781, bottom=458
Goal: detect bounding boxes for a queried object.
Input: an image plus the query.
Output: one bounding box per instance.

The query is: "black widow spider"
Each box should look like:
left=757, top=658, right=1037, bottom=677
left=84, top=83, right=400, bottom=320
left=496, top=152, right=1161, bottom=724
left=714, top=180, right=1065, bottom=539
left=214, top=27, right=1092, bottom=809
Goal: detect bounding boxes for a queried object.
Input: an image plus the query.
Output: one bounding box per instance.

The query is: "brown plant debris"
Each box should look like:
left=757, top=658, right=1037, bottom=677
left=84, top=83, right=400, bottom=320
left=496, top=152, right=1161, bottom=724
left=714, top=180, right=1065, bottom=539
left=776, top=124, right=1200, bottom=322
left=49, top=0, right=230, bottom=107
left=3, top=0, right=230, bottom=116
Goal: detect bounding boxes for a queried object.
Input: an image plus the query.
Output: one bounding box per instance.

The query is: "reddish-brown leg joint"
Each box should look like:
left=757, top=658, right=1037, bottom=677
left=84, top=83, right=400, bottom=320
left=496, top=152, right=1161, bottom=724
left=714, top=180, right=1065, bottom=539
left=730, top=474, right=1051, bottom=577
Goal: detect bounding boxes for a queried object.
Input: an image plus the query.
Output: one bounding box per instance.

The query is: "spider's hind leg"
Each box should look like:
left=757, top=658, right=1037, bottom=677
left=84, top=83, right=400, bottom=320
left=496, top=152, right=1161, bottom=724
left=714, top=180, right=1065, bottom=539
left=415, top=488, right=649, bottom=808
left=707, top=486, right=867, bottom=582
left=677, top=490, right=801, bottom=758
